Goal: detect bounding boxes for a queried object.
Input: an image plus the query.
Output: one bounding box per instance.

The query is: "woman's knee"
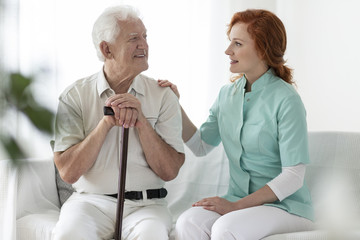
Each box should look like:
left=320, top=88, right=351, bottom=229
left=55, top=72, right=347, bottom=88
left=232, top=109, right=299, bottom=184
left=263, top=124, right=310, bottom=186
left=175, top=207, right=220, bottom=239
left=211, top=215, right=239, bottom=240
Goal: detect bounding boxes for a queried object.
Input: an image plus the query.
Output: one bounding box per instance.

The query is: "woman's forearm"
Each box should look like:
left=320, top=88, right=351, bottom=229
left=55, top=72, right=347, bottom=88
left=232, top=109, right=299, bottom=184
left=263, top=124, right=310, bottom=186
left=235, top=185, right=279, bottom=210
left=180, top=106, right=197, bottom=142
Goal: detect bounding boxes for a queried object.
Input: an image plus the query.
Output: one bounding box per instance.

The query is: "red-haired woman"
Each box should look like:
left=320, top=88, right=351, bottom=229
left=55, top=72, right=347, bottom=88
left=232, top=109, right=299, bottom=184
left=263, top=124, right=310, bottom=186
left=159, top=9, right=313, bottom=239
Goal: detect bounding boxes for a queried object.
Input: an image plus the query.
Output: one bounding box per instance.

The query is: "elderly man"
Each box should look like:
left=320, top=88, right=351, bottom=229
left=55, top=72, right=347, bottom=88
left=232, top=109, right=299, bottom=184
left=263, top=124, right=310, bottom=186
left=52, top=5, right=185, bottom=240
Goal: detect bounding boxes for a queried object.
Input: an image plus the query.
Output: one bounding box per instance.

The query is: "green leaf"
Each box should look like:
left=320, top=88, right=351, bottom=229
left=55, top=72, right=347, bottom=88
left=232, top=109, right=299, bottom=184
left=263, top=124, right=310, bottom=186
left=0, top=135, right=26, bottom=162
left=22, top=105, right=54, bottom=134
left=7, top=73, right=32, bottom=106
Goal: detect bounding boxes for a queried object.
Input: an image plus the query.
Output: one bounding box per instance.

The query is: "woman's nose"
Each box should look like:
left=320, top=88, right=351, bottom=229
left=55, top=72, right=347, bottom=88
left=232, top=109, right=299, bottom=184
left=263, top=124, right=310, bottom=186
left=225, top=47, right=232, bottom=55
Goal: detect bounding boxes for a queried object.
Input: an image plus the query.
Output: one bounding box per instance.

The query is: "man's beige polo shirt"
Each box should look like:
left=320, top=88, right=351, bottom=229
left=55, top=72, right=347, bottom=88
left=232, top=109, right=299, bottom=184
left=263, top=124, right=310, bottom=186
left=54, top=70, right=184, bottom=194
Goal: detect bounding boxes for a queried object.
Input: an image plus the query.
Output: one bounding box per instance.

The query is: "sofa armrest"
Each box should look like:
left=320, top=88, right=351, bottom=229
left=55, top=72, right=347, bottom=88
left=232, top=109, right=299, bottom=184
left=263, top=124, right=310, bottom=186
left=16, top=158, right=60, bottom=219
left=0, top=158, right=61, bottom=240
left=0, top=159, right=18, bottom=240
left=306, top=131, right=360, bottom=233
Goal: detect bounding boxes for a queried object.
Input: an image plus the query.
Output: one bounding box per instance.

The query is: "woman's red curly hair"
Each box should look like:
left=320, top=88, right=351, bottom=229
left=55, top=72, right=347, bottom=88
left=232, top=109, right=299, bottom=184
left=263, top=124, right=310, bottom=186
left=228, top=9, right=294, bottom=84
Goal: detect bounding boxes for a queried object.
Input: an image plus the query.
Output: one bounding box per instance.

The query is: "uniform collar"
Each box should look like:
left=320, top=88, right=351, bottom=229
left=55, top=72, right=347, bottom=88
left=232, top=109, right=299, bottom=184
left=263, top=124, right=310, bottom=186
left=249, top=68, right=277, bottom=92
left=232, top=75, right=247, bottom=95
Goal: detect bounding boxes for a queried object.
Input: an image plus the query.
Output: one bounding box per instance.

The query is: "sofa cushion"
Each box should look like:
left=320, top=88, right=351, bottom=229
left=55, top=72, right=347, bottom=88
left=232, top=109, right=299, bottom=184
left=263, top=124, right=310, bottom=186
left=54, top=166, right=75, bottom=206
left=17, top=211, right=59, bottom=240
left=51, top=140, right=75, bottom=206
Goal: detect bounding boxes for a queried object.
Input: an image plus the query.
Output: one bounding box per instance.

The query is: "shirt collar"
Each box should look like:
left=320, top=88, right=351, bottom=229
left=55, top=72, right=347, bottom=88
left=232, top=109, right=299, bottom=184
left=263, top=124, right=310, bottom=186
left=97, top=69, right=145, bottom=97
left=97, top=69, right=112, bottom=97
left=128, top=74, right=145, bottom=96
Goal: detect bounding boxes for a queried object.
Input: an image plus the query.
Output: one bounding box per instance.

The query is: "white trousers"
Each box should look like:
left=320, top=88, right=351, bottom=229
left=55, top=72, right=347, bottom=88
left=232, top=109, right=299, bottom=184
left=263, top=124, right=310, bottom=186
left=175, top=206, right=314, bottom=240
left=52, top=192, right=172, bottom=240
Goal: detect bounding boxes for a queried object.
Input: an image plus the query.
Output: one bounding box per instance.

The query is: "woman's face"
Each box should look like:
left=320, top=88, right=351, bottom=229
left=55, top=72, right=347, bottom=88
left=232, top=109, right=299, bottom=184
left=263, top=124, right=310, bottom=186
left=225, top=22, right=266, bottom=75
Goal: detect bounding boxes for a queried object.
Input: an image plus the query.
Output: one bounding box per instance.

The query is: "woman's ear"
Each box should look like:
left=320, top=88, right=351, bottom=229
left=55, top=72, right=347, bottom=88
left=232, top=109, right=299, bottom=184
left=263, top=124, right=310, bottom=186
left=100, top=41, right=112, bottom=59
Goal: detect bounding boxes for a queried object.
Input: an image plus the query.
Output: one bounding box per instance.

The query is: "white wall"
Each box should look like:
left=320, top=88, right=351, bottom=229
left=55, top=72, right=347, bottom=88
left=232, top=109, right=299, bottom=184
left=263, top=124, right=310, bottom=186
left=2, top=0, right=360, bottom=159
left=277, top=0, right=360, bottom=132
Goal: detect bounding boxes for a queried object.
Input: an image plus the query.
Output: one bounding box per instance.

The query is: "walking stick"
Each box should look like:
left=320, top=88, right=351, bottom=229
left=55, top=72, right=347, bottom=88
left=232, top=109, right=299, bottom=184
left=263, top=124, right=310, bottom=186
left=104, top=106, right=129, bottom=240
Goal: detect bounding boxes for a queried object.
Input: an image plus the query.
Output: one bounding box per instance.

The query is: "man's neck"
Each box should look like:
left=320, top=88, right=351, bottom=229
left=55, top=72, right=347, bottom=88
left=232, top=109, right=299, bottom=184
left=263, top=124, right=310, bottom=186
left=103, top=65, right=137, bottom=94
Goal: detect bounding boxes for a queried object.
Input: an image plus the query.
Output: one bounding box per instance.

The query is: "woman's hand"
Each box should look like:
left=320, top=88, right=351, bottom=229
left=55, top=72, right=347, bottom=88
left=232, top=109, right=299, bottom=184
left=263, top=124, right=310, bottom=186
left=194, top=185, right=279, bottom=215
left=193, top=196, right=239, bottom=215
left=158, top=79, right=180, bottom=99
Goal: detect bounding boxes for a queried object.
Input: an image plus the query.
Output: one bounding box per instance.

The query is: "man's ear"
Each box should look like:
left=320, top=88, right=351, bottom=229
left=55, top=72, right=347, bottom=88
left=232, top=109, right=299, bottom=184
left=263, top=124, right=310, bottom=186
left=100, top=41, right=112, bottom=59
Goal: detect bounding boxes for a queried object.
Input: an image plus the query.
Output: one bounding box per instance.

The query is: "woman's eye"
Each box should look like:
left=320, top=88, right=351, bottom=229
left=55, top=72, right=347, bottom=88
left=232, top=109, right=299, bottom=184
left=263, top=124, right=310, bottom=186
left=235, top=42, right=242, bottom=46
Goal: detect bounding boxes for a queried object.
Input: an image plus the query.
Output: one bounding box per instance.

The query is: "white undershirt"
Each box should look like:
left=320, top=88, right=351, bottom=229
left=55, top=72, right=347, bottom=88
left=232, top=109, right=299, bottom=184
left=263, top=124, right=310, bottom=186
left=185, top=130, right=306, bottom=201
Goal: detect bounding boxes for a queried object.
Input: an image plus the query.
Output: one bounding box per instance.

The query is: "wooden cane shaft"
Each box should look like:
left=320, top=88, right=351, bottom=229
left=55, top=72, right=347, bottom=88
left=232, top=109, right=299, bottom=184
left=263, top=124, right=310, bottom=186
left=114, top=127, right=129, bottom=240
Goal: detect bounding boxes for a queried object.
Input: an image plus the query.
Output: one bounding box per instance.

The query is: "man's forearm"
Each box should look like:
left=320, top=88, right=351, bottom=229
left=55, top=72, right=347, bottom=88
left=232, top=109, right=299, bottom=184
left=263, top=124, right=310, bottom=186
left=54, top=118, right=113, bottom=184
left=137, top=119, right=185, bottom=181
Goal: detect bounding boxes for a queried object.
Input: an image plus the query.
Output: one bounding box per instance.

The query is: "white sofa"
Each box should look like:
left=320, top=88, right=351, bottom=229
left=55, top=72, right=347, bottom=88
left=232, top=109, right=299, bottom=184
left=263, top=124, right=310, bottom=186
left=1, top=131, right=360, bottom=240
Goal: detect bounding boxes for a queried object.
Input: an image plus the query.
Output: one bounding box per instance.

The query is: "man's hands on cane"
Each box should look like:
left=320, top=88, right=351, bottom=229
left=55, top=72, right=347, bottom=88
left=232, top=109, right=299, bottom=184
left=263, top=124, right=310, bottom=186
left=104, top=93, right=144, bottom=128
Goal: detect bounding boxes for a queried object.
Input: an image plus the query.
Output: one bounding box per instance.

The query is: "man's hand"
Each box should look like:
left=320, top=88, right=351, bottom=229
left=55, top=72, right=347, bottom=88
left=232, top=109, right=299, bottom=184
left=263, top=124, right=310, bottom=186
left=105, top=93, right=143, bottom=128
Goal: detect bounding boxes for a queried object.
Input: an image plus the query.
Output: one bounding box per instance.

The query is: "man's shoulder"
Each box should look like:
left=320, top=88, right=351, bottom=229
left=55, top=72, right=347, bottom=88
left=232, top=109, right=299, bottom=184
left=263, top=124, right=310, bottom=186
left=137, top=74, right=174, bottom=95
left=137, top=74, right=158, bottom=88
left=135, top=74, right=179, bottom=110
left=60, top=72, right=99, bottom=98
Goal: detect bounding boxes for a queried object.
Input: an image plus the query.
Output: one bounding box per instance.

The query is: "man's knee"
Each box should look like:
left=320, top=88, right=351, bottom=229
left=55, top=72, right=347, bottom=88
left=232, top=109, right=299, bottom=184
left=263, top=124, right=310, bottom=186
left=52, top=226, right=94, bottom=240
left=128, top=219, right=169, bottom=240
left=176, top=207, right=206, bottom=230
left=52, top=202, right=112, bottom=240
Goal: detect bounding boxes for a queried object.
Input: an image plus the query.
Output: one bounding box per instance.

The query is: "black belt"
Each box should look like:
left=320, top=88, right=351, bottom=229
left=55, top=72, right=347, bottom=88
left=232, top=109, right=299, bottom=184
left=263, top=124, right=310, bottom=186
left=106, top=188, right=167, bottom=200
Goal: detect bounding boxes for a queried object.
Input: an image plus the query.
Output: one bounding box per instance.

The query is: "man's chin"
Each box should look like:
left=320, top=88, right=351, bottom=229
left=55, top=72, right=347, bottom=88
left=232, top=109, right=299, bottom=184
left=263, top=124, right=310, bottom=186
left=135, top=64, right=149, bottom=74
left=141, top=63, right=149, bottom=71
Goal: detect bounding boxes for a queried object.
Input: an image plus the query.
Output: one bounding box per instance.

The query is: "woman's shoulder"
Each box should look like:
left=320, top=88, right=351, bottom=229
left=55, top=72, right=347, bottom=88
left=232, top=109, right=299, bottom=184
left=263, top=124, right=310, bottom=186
left=270, top=76, right=300, bottom=99
left=268, top=80, right=306, bottom=114
left=219, top=77, right=245, bottom=94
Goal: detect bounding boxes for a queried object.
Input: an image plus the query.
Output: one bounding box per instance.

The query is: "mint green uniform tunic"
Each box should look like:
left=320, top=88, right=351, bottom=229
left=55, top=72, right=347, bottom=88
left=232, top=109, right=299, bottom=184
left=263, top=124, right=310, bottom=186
left=200, top=69, right=314, bottom=221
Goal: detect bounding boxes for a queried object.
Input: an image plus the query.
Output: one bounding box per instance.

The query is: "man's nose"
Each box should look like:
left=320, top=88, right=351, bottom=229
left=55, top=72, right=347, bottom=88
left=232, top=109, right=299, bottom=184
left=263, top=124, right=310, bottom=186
left=137, top=38, right=148, bottom=49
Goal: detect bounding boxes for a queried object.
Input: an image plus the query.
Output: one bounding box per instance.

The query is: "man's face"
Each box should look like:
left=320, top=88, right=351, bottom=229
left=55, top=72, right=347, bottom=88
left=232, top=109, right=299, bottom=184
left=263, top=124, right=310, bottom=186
left=109, top=18, right=149, bottom=75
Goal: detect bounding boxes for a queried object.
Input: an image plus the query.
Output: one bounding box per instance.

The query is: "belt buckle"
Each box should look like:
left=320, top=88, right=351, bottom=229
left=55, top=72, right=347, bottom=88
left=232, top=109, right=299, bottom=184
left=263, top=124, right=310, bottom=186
left=134, top=191, right=142, bottom=200
left=159, top=188, right=167, bottom=198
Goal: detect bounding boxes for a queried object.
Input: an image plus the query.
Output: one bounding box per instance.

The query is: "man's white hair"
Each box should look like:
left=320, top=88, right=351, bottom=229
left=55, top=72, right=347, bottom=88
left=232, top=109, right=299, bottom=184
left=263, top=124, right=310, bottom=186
left=92, top=5, right=141, bottom=62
